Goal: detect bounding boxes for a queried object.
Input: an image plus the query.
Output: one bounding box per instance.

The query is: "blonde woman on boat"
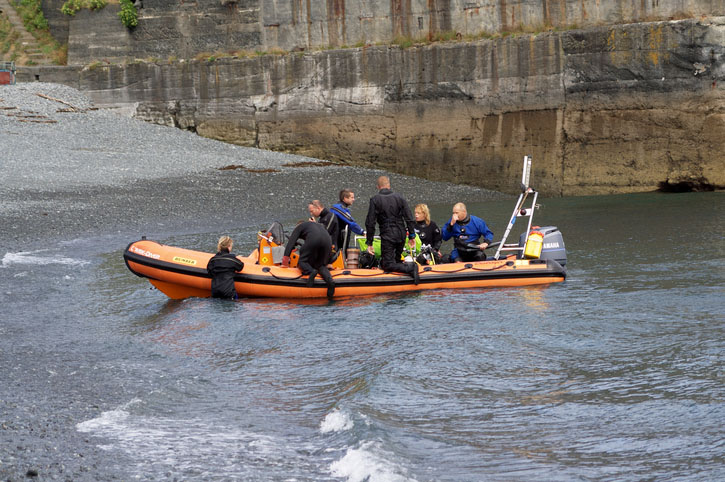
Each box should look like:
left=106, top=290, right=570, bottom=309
left=413, top=203, right=442, bottom=264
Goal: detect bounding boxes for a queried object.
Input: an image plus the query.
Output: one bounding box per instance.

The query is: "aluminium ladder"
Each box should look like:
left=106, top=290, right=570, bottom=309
left=493, top=155, right=539, bottom=260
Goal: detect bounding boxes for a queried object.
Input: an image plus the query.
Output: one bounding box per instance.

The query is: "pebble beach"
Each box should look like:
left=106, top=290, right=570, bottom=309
left=0, top=82, right=502, bottom=253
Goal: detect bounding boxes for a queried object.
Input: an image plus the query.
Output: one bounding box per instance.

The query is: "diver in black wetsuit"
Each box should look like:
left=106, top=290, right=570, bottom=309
left=364, top=175, right=419, bottom=284
left=308, top=200, right=339, bottom=252
left=281, top=221, right=335, bottom=298
left=206, top=235, right=245, bottom=299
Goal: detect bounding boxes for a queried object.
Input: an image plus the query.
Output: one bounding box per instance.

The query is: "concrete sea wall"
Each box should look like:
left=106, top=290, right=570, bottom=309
left=22, top=17, right=725, bottom=195
left=45, top=0, right=725, bottom=65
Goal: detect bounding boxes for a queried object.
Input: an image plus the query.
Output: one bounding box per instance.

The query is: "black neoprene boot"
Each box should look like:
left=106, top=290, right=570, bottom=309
left=409, top=263, right=419, bottom=285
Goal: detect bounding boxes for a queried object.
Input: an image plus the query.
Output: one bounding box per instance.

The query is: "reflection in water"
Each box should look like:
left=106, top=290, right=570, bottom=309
left=516, top=286, right=550, bottom=312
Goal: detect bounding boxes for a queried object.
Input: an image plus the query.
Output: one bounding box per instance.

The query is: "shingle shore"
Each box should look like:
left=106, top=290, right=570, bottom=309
left=0, top=83, right=503, bottom=251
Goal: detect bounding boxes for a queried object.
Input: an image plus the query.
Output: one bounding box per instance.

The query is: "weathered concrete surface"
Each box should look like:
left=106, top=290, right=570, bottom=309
left=61, top=0, right=262, bottom=65
left=19, top=17, right=725, bottom=195
left=48, top=0, right=725, bottom=65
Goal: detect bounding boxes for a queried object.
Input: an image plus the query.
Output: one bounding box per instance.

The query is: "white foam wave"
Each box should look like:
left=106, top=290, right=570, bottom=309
left=1, top=250, right=90, bottom=268
left=320, top=409, right=353, bottom=434
left=330, top=441, right=415, bottom=482
left=75, top=399, right=283, bottom=477
left=76, top=406, right=131, bottom=434
left=76, top=398, right=141, bottom=434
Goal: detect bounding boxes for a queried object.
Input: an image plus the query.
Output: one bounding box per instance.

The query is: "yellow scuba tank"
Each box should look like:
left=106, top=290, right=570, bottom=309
left=524, top=229, right=544, bottom=259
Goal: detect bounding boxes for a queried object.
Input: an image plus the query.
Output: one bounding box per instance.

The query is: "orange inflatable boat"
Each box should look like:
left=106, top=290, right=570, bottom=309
left=123, top=157, right=567, bottom=300
left=123, top=237, right=566, bottom=300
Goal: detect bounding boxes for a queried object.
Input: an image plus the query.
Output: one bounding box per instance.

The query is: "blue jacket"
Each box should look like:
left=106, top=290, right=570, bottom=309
left=441, top=214, right=493, bottom=259
left=331, top=203, right=365, bottom=236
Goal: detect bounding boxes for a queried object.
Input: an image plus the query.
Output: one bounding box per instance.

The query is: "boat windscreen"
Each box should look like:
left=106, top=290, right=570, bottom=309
left=265, top=221, right=286, bottom=246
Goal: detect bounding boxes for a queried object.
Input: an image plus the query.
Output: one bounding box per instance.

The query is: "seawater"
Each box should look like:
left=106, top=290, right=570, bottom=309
left=1, top=192, right=723, bottom=481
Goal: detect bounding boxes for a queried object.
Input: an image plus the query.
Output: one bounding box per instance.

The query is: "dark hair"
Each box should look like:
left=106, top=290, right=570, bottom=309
left=339, top=189, right=353, bottom=203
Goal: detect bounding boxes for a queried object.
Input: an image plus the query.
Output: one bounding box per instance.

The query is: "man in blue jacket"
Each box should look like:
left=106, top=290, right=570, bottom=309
left=441, top=202, right=494, bottom=263
left=331, top=189, right=365, bottom=254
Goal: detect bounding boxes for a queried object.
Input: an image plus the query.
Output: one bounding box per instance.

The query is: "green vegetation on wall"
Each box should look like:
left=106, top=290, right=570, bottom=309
left=60, top=0, right=136, bottom=29
left=1, top=3, right=66, bottom=65
left=12, top=0, right=48, bottom=31
left=118, top=0, right=137, bottom=28
left=61, top=0, right=107, bottom=16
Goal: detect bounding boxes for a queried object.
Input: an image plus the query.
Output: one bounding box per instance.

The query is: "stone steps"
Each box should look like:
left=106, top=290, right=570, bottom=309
left=0, top=0, right=53, bottom=65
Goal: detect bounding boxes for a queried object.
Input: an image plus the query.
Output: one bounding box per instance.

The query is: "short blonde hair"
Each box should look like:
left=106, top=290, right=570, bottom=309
left=217, top=235, right=233, bottom=253
left=377, top=175, right=390, bottom=189
left=415, top=203, right=431, bottom=225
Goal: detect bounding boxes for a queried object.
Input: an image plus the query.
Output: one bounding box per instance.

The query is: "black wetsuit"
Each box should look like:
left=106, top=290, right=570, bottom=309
left=284, top=221, right=335, bottom=295
left=365, top=188, right=417, bottom=276
left=414, top=220, right=443, bottom=264
left=414, top=221, right=442, bottom=251
left=317, top=207, right=340, bottom=251
left=206, top=252, right=244, bottom=299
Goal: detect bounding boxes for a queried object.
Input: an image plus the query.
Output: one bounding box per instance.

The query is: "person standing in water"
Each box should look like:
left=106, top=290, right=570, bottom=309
left=206, top=235, right=245, bottom=299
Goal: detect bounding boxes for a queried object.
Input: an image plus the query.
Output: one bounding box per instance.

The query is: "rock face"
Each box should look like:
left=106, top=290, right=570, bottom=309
left=50, top=0, right=725, bottom=65
left=24, top=17, right=725, bottom=195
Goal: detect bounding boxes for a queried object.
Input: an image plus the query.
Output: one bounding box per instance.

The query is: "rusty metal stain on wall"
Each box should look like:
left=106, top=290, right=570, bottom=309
left=326, top=0, right=346, bottom=46
left=428, top=0, right=452, bottom=34
left=542, top=0, right=568, bottom=28
left=499, top=0, right=508, bottom=31
left=391, top=0, right=412, bottom=38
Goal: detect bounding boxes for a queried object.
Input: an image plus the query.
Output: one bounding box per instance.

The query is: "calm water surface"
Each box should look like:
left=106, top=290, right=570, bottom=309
left=2, top=192, right=723, bottom=481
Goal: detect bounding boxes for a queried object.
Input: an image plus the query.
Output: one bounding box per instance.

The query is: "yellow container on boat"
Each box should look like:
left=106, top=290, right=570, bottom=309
left=524, top=231, right=543, bottom=259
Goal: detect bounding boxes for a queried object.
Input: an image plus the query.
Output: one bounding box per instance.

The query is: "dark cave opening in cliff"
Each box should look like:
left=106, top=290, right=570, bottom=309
left=658, top=179, right=717, bottom=193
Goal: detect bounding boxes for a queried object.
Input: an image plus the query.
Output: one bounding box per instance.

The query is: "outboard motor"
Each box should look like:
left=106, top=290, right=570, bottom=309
left=519, top=226, right=567, bottom=266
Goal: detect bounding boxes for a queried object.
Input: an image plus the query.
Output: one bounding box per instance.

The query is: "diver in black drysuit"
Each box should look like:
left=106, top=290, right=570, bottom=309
left=282, top=221, right=335, bottom=298
left=365, top=177, right=419, bottom=283
left=207, top=252, right=244, bottom=299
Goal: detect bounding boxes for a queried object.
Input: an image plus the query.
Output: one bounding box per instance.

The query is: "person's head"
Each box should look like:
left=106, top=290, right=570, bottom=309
left=308, top=199, right=324, bottom=217
left=452, top=202, right=467, bottom=220
left=339, top=189, right=355, bottom=206
left=414, top=203, right=431, bottom=224
left=377, top=175, right=390, bottom=190
left=217, top=235, right=233, bottom=253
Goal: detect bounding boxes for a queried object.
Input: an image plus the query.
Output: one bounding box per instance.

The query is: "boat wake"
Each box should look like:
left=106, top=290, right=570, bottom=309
left=1, top=249, right=90, bottom=268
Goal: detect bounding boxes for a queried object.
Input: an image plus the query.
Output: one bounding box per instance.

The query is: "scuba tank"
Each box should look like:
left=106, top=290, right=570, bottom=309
left=519, top=226, right=566, bottom=266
